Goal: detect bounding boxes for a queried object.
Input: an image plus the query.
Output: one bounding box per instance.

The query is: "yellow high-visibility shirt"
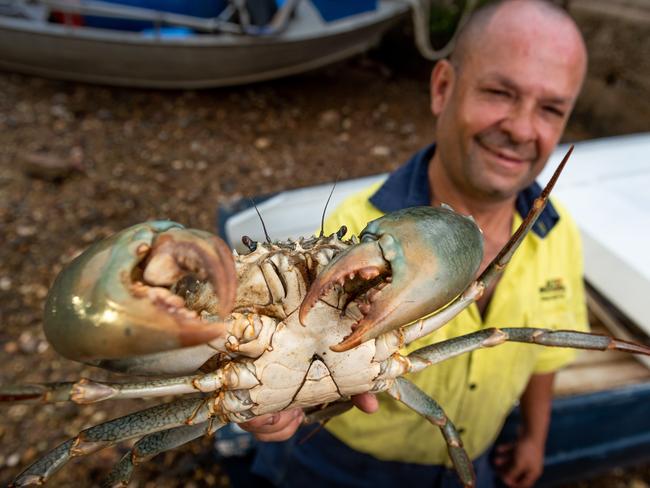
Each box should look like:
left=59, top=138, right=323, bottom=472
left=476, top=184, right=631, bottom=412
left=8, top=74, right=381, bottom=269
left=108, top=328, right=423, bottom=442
left=322, top=178, right=589, bottom=466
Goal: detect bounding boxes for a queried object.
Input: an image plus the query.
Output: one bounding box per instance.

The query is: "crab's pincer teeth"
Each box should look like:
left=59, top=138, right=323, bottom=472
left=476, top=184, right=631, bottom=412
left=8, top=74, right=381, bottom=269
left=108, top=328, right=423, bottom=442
left=330, top=335, right=363, bottom=353
left=299, top=241, right=389, bottom=326
left=329, top=302, right=395, bottom=352
left=148, top=230, right=237, bottom=319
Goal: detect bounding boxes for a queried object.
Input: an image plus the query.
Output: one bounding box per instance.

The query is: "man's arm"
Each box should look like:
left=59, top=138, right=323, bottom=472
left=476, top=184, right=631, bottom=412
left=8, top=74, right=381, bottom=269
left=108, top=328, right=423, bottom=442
left=494, top=372, right=554, bottom=488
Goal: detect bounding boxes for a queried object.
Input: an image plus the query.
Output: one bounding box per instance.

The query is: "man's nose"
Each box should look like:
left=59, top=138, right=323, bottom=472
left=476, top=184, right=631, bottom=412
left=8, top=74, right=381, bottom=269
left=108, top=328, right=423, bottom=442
left=501, top=102, right=536, bottom=143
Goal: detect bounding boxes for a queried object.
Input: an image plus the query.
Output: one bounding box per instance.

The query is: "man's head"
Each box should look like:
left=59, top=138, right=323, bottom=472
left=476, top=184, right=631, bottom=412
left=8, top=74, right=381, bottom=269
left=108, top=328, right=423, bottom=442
left=430, top=0, right=587, bottom=202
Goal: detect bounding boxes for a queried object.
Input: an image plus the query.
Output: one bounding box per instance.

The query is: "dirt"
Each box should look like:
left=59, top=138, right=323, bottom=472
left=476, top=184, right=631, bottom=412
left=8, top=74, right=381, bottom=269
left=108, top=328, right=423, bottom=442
left=0, top=11, right=649, bottom=488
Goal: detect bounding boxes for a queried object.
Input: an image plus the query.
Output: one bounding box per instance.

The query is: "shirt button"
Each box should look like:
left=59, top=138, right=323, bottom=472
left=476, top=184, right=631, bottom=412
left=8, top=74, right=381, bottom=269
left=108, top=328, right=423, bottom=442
left=469, top=383, right=477, bottom=390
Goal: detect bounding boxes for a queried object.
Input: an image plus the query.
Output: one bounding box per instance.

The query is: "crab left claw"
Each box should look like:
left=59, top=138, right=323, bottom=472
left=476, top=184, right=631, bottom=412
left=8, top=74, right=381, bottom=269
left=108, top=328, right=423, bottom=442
left=44, top=222, right=237, bottom=364
left=299, top=207, right=483, bottom=352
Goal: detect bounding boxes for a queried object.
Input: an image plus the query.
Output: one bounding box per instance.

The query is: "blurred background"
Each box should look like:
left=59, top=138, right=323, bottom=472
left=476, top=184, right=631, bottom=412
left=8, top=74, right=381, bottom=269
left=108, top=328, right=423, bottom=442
left=0, top=0, right=648, bottom=486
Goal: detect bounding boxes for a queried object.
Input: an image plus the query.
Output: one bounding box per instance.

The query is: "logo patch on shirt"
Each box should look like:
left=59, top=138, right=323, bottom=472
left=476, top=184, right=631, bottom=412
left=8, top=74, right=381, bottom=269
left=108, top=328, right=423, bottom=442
left=539, top=278, right=566, bottom=301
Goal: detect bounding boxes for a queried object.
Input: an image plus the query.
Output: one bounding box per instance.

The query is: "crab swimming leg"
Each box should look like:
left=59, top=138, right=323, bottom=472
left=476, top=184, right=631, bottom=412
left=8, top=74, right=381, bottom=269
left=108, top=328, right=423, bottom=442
left=11, top=397, right=212, bottom=487
left=402, top=146, right=573, bottom=346
left=102, top=420, right=224, bottom=488
left=0, top=362, right=259, bottom=404
left=386, top=377, right=474, bottom=487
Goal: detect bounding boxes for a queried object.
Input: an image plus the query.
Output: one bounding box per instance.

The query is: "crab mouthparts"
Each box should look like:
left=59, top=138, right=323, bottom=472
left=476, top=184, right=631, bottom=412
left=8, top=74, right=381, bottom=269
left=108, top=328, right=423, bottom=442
left=299, top=244, right=393, bottom=351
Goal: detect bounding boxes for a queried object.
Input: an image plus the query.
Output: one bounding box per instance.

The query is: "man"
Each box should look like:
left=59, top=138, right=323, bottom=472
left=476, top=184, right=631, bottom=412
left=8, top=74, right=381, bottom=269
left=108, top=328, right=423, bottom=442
left=240, top=1, right=589, bottom=487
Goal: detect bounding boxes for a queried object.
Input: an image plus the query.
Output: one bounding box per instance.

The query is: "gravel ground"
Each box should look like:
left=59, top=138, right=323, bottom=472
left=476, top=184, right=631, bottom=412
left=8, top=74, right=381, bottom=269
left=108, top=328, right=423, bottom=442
left=0, top=25, right=648, bottom=487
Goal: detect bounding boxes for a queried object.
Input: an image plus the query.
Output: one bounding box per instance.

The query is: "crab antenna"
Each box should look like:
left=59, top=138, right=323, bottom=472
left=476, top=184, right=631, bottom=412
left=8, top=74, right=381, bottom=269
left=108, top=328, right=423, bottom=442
left=250, top=199, right=272, bottom=244
left=319, top=176, right=340, bottom=237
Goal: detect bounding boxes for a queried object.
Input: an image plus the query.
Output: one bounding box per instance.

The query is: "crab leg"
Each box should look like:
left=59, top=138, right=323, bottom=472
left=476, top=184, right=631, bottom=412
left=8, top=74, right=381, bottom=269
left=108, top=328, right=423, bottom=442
left=0, top=377, right=216, bottom=404
left=9, top=439, right=75, bottom=488
left=387, top=377, right=474, bottom=487
left=102, top=420, right=223, bottom=488
left=401, top=282, right=483, bottom=345
left=11, top=397, right=212, bottom=487
left=382, top=328, right=650, bottom=379
left=402, top=147, right=573, bottom=346
left=0, top=362, right=258, bottom=404
left=502, top=328, right=650, bottom=354
left=303, top=401, right=354, bottom=424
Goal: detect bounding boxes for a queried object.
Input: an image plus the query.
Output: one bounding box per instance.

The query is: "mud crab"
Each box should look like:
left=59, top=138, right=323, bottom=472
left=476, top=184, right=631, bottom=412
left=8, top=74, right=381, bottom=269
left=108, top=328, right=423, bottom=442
left=2, top=148, right=649, bottom=487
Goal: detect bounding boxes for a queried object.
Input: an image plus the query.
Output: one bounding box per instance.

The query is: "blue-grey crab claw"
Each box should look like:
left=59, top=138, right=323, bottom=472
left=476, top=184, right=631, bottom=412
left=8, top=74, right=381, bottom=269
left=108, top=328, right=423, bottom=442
left=299, top=207, right=483, bottom=352
left=44, top=221, right=237, bottom=363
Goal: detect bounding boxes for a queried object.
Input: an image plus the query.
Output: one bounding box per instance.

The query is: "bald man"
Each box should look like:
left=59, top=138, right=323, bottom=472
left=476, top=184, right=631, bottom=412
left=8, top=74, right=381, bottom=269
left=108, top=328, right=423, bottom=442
left=242, top=1, right=589, bottom=487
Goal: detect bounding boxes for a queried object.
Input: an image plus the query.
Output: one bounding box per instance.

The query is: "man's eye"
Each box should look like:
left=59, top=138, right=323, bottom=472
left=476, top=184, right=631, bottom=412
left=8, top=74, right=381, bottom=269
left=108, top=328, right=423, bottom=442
left=485, top=88, right=511, bottom=98
left=543, top=106, right=565, bottom=117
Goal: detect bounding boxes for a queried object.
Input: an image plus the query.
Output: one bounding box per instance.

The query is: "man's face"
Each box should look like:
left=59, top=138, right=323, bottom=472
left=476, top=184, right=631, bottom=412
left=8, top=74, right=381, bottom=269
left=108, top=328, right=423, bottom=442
left=431, top=13, right=586, bottom=202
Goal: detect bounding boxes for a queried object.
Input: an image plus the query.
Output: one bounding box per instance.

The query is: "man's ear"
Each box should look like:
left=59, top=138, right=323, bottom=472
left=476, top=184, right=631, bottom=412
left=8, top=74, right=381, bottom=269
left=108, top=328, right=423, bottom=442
left=430, top=60, right=455, bottom=116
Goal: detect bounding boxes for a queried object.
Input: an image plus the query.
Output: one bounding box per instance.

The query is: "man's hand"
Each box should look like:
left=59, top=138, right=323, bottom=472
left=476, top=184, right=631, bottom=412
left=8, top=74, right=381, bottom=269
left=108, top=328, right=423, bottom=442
left=494, top=372, right=554, bottom=488
left=239, top=393, right=379, bottom=442
left=493, top=436, right=544, bottom=488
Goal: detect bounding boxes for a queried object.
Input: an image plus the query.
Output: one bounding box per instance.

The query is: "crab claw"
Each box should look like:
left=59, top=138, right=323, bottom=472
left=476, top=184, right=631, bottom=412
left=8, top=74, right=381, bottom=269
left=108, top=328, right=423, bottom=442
left=44, top=222, right=237, bottom=363
left=299, top=207, right=483, bottom=352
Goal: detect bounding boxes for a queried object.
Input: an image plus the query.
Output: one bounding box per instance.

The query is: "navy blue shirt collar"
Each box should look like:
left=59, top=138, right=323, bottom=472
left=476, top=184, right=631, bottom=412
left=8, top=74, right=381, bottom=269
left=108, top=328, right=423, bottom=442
left=369, top=143, right=559, bottom=238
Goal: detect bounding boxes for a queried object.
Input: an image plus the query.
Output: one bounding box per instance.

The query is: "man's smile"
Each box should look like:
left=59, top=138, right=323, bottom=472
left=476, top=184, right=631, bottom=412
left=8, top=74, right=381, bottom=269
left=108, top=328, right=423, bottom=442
left=475, top=137, right=533, bottom=174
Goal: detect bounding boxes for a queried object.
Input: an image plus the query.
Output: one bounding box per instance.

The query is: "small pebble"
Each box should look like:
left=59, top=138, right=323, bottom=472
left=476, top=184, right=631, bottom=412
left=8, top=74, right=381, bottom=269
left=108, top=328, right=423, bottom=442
left=255, top=137, right=271, bottom=150
left=318, top=109, right=340, bottom=128
left=400, top=122, right=416, bottom=134
left=6, top=453, right=20, bottom=467
left=0, top=276, right=11, bottom=291
left=8, top=405, right=29, bottom=421
left=18, top=331, right=38, bottom=353
left=16, top=225, right=37, bottom=237
left=371, top=145, right=391, bottom=157
left=22, top=447, right=37, bottom=463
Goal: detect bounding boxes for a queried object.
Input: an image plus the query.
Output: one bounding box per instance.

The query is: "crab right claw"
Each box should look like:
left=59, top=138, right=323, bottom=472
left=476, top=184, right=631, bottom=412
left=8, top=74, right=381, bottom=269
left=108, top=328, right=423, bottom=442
left=44, top=222, right=237, bottom=364
left=299, top=207, right=484, bottom=352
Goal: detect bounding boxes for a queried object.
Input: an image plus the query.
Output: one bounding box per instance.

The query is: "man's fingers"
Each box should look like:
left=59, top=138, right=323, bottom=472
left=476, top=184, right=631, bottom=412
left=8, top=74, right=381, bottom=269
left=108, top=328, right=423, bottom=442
left=492, top=455, right=508, bottom=467
left=240, top=409, right=304, bottom=436
left=254, top=412, right=305, bottom=442
left=502, top=462, right=527, bottom=488
left=351, top=392, right=379, bottom=413
left=495, top=442, right=515, bottom=453
left=517, top=469, right=541, bottom=488
left=493, top=442, right=515, bottom=467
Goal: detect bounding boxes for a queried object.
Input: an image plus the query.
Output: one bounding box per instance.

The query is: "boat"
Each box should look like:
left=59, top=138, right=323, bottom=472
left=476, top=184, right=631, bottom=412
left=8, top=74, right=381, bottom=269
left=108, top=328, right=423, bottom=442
left=0, top=0, right=446, bottom=89
left=218, top=133, right=650, bottom=484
